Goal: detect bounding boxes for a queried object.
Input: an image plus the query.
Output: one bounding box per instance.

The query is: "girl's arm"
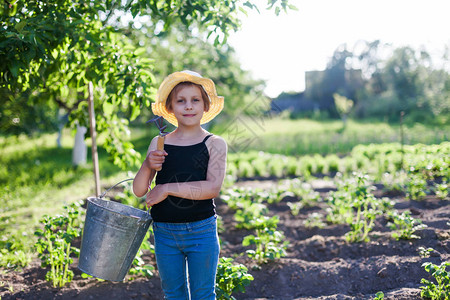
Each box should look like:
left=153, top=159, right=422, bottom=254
left=133, top=136, right=167, bottom=197
left=145, top=136, right=227, bottom=206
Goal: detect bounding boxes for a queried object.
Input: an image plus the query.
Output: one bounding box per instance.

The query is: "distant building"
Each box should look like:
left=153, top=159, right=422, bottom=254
left=271, top=69, right=364, bottom=114
left=270, top=91, right=316, bottom=113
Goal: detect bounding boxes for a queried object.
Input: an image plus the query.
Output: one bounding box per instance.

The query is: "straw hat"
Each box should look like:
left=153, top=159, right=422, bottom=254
left=151, top=70, right=224, bottom=127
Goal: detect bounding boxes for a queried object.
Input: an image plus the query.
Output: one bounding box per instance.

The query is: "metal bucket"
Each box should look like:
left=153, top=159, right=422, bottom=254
left=78, top=179, right=152, bottom=281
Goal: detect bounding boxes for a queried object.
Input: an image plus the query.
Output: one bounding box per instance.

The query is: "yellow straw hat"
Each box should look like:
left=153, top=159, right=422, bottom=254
left=151, top=70, right=224, bottom=127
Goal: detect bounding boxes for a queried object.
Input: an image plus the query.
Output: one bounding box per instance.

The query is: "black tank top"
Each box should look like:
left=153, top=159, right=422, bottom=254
left=151, top=134, right=216, bottom=223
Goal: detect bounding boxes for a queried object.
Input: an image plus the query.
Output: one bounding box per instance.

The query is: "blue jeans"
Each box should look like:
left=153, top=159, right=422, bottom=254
left=153, top=215, right=220, bottom=300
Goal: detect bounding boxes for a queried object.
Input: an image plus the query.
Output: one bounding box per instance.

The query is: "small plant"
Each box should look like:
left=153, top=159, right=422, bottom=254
left=287, top=180, right=320, bottom=207
left=287, top=201, right=303, bottom=216
left=434, top=181, right=449, bottom=200
left=345, top=193, right=382, bottom=243
left=387, top=210, right=427, bottom=240
left=0, top=249, right=32, bottom=269
left=237, top=160, right=255, bottom=178
left=0, top=280, right=14, bottom=294
left=420, top=261, right=450, bottom=300
left=261, top=188, right=282, bottom=204
left=326, top=189, right=354, bottom=225
left=373, top=291, right=384, bottom=300
left=0, top=232, right=34, bottom=269
left=220, top=188, right=243, bottom=210
left=406, top=172, right=428, bottom=200
left=268, top=156, right=286, bottom=178
left=326, top=172, right=385, bottom=243
left=34, top=201, right=84, bottom=288
left=379, top=197, right=395, bottom=214
left=341, top=174, right=383, bottom=243
left=381, top=171, right=407, bottom=193
left=221, top=187, right=271, bottom=230
left=418, top=247, right=434, bottom=258
left=128, top=250, right=155, bottom=279
left=303, top=212, right=326, bottom=229
left=242, top=216, right=288, bottom=264
left=234, top=202, right=268, bottom=230
left=215, top=257, right=254, bottom=300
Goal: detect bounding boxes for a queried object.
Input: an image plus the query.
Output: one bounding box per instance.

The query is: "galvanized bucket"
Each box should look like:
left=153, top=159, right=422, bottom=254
left=78, top=179, right=152, bottom=281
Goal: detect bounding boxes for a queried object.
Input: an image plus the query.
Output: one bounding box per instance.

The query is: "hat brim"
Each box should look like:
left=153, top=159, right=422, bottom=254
left=151, top=72, right=224, bottom=127
left=151, top=96, right=224, bottom=127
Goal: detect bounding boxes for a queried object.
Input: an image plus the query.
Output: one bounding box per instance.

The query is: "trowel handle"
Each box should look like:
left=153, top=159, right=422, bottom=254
left=155, top=135, right=165, bottom=171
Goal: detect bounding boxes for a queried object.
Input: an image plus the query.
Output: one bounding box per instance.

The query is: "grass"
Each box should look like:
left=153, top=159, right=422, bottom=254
left=212, top=117, right=449, bottom=155
left=0, top=129, right=151, bottom=254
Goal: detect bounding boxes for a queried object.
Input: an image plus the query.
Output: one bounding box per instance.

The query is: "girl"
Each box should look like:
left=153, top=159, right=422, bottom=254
left=133, top=70, right=227, bottom=299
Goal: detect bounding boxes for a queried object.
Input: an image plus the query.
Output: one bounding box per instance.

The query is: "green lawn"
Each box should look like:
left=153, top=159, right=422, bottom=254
left=213, top=117, right=449, bottom=155
left=0, top=130, right=145, bottom=253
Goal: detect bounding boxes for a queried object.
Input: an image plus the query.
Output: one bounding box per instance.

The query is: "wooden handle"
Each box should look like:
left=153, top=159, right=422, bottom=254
left=155, top=135, right=165, bottom=171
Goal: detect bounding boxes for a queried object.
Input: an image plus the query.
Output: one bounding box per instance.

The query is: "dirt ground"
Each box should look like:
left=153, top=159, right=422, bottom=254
left=1, top=179, right=449, bottom=300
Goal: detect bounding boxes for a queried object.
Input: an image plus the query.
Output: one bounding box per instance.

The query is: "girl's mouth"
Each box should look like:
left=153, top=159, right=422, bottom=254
left=183, top=114, right=196, bottom=117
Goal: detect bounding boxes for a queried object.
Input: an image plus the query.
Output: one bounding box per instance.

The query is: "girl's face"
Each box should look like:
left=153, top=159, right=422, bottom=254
left=168, top=85, right=206, bottom=127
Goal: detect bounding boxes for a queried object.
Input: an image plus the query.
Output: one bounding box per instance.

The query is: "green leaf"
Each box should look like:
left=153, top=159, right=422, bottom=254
left=134, top=47, right=146, bottom=56
left=130, top=104, right=140, bottom=121
left=14, top=21, right=27, bottom=32
left=103, top=101, right=114, bottom=116
left=81, top=272, right=93, bottom=278
left=9, top=63, right=20, bottom=78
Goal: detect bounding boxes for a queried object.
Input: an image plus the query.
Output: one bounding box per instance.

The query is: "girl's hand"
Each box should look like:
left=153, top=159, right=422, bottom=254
left=145, top=184, right=168, bottom=207
left=145, top=150, right=168, bottom=171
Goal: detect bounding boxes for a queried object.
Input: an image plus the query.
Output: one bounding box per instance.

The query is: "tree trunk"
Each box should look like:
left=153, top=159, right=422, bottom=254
left=72, top=124, right=87, bottom=166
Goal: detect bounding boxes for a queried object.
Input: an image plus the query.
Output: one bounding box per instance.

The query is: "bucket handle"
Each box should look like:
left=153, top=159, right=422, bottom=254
left=99, top=178, right=151, bottom=215
left=99, top=178, right=134, bottom=199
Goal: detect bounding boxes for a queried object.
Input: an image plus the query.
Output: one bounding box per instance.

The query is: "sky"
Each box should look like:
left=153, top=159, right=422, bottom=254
left=228, top=0, right=450, bottom=98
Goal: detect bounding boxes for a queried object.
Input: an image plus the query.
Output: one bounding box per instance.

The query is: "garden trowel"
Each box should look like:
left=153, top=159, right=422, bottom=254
left=147, top=116, right=169, bottom=171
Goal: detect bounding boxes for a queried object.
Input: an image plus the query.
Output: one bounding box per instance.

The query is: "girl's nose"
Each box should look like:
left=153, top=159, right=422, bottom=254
left=185, top=100, right=193, bottom=110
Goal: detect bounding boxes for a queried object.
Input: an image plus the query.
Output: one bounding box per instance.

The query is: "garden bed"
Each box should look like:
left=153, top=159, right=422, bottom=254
left=1, top=178, right=449, bottom=300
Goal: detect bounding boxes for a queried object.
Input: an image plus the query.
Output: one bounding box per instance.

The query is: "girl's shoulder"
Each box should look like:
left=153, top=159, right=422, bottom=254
left=205, top=134, right=227, bottom=151
left=205, top=133, right=225, bottom=143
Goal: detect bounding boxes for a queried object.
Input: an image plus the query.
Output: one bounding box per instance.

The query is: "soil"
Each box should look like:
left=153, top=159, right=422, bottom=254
left=1, top=179, right=449, bottom=300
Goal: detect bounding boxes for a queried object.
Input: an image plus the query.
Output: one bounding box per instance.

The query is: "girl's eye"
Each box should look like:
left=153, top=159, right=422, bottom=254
left=193, top=98, right=200, bottom=102
left=177, top=99, right=184, bottom=103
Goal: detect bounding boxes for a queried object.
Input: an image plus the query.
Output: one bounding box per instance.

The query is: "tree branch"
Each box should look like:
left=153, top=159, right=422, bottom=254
left=54, top=96, right=85, bottom=114
left=102, top=0, right=118, bottom=26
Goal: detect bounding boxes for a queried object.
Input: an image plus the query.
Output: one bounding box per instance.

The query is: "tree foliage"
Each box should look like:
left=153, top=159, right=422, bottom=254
left=125, top=23, right=267, bottom=124
left=360, top=44, right=450, bottom=124
left=304, top=40, right=449, bottom=124
left=333, top=93, right=353, bottom=128
left=1, top=0, right=294, bottom=168
left=305, top=45, right=364, bottom=117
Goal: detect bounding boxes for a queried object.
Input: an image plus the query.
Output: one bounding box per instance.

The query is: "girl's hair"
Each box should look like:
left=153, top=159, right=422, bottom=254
left=166, top=82, right=210, bottom=112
